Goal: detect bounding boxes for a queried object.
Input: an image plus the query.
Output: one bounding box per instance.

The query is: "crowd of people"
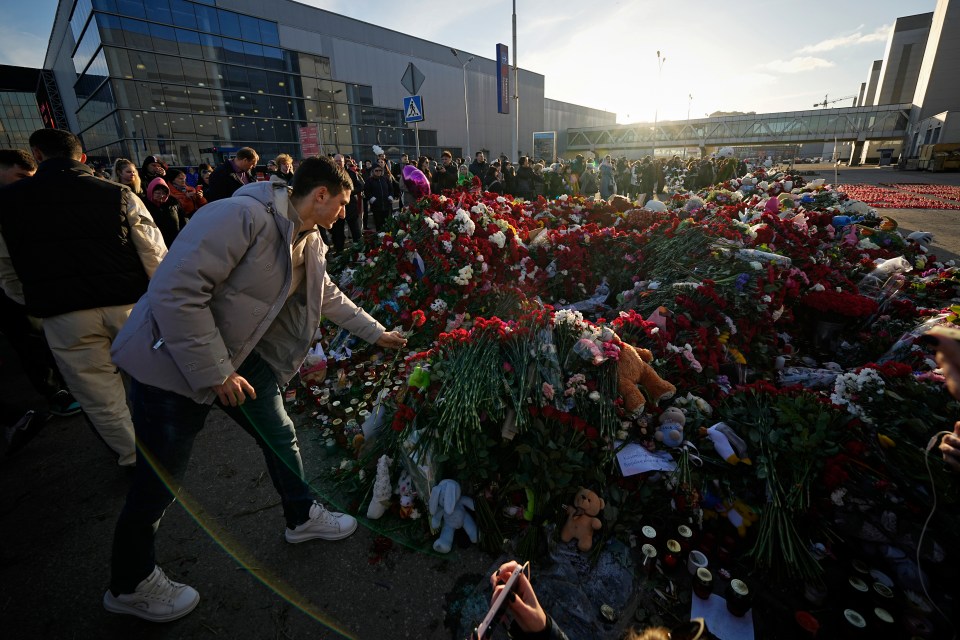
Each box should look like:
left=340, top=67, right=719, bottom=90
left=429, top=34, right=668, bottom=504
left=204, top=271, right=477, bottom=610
left=2, top=128, right=959, bottom=634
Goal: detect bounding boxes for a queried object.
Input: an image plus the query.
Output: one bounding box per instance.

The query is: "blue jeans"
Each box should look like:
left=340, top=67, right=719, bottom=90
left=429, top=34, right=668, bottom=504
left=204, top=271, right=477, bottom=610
left=110, top=351, right=314, bottom=593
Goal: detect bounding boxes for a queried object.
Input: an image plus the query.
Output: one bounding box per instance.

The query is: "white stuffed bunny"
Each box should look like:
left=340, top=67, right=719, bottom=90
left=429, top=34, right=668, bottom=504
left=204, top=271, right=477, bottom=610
left=428, top=479, right=478, bottom=553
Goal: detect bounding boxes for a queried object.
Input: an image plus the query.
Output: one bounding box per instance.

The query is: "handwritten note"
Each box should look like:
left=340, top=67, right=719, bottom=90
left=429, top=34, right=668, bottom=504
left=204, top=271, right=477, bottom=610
left=616, top=442, right=676, bottom=476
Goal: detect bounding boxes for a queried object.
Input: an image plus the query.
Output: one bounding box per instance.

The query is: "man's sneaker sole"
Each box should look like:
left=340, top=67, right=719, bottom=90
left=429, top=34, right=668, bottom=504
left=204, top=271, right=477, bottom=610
left=284, top=518, right=358, bottom=543
left=103, top=589, right=199, bottom=622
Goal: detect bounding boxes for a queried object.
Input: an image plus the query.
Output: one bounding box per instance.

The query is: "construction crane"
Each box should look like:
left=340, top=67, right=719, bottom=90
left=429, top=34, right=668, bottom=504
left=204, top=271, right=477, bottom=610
left=814, top=94, right=858, bottom=108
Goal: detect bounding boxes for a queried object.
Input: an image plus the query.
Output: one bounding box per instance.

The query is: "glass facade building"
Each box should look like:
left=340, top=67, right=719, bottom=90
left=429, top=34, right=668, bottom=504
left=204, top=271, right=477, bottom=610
left=0, top=91, right=46, bottom=150
left=67, top=0, right=439, bottom=166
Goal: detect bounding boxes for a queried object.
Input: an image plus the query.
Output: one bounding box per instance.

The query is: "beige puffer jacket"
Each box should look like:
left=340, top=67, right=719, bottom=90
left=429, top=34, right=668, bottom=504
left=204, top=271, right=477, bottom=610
left=111, top=180, right=384, bottom=404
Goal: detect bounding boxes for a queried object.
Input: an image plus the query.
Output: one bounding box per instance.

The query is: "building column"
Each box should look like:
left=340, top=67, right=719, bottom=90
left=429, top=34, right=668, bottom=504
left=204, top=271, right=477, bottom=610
left=849, top=141, right=865, bottom=166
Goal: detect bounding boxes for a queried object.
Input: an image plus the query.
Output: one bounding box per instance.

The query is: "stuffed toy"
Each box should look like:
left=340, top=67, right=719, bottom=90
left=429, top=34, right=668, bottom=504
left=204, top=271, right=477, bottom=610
left=561, top=486, right=605, bottom=552
left=727, top=500, right=759, bottom=538
left=655, top=406, right=686, bottom=448
left=396, top=471, right=417, bottom=519
left=429, top=479, right=478, bottom=553
left=701, top=422, right=752, bottom=465
left=366, top=455, right=393, bottom=519
left=616, top=339, right=676, bottom=414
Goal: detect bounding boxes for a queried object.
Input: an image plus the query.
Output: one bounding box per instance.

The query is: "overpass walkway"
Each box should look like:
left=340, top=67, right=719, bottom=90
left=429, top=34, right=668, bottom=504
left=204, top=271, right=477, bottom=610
left=566, top=103, right=912, bottom=153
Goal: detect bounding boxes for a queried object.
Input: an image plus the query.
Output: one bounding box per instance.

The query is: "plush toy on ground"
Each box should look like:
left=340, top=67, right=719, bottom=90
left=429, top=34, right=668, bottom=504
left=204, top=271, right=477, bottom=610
left=701, top=422, right=752, bottom=465
left=396, top=470, right=417, bottom=519
left=655, top=406, right=686, bottom=448
left=365, top=454, right=392, bottom=519
left=615, top=338, right=676, bottom=414
left=429, top=479, right=478, bottom=553
left=560, top=486, right=605, bottom=552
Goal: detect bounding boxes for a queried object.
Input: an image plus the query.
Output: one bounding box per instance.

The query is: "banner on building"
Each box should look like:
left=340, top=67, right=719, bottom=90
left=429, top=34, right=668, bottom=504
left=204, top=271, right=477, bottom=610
left=299, top=124, right=320, bottom=157
left=496, top=43, right=509, bottom=114
left=533, top=131, right=557, bottom=162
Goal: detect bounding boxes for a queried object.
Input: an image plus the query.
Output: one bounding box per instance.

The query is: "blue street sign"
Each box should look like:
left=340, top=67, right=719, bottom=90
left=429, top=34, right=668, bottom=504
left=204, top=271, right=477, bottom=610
left=403, top=95, right=424, bottom=123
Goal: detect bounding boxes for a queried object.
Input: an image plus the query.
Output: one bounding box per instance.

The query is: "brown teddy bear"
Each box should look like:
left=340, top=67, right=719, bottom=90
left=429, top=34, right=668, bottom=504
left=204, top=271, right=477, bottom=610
left=616, top=339, right=676, bottom=414
left=561, top=486, right=605, bottom=552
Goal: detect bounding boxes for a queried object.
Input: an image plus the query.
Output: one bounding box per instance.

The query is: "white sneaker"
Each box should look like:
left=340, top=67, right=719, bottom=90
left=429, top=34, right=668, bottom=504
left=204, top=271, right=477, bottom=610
left=103, top=566, right=199, bottom=622
left=284, top=500, right=358, bottom=543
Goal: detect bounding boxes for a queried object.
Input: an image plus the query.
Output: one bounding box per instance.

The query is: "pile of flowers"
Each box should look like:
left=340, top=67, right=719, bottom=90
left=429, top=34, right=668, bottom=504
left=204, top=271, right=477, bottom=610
left=839, top=183, right=960, bottom=210
left=317, top=174, right=960, bottom=599
left=884, top=183, right=960, bottom=203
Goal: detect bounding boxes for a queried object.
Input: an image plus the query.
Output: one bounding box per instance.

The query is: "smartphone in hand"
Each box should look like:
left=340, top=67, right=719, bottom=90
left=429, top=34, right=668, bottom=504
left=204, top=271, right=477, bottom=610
left=472, top=562, right=530, bottom=639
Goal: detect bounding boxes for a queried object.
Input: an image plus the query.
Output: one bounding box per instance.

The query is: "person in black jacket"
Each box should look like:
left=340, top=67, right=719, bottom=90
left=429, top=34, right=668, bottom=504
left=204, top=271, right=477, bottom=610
left=469, top=151, right=489, bottom=186
left=331, top=153, right=364, bottom=252
left=485, top=164, right=505, bottom=195
left=433, top=150, right=459, bottom=192
left=140, top=154, right=167, bottom=184
left=0, top=129, right=167, bottom=468
left=144, top=177, right=187, bottom=248
left=205, top=147, right=259, bottom=202
left=364, top=164, right=394, bottom=232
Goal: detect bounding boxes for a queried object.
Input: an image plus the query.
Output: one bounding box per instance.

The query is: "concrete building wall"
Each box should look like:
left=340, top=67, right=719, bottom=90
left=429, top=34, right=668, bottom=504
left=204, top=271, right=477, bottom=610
left=863, top=60, right=883, bottom=106
left=913, top=0, right=960, bottom=122
left=873, top=12, right=932, bottom=106
left=543, top=98, right=615, bottom=158
left=218, top=0, right=569, bottom=160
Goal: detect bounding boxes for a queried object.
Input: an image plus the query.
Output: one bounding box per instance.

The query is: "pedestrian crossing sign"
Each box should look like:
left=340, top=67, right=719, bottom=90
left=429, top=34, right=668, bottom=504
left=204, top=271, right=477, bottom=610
left=403, top=95, right=424, bottom=123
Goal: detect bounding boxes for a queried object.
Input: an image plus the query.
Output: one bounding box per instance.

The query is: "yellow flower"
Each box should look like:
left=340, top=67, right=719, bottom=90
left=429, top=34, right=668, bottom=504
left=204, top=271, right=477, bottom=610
left=878, top=434, right=896, bottom=449
left=727, top=346, right=747, bottom=365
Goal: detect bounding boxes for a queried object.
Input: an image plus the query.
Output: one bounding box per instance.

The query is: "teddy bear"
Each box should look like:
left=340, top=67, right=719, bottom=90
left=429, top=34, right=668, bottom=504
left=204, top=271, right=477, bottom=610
left=365, top=454, right=393, bottom=519
left=560, top=486, right=605, bottom=552
left=429, top=479, right=478, bottom=553
left=615, top=338, right=676, bottom=414
left=655, top=406, right=686, bottom=448
left=727, top=500, right=759, bottom=538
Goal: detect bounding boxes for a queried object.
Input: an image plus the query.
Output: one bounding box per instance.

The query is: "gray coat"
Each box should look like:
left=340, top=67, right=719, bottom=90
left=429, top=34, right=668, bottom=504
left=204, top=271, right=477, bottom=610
left=111, top=181, right=384, bottom=404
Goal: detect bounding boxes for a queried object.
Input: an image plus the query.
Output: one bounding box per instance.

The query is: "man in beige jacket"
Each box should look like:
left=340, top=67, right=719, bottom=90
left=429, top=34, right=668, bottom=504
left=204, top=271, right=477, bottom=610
left=0, top=129, right=166, bottom=467
left=105, top=156, right=407, bottom=622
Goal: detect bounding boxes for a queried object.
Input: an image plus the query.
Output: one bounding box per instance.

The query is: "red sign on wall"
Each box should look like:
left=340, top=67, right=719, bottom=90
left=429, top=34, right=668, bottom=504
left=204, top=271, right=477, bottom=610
left=299, top=124, right=320, bottom=157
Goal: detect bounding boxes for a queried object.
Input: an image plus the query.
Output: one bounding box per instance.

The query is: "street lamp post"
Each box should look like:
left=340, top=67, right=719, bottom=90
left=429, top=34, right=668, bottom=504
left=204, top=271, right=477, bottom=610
left=684, top=93, right=692, bottom=158
left=451, top=49, right=474, bottom=160
left=652, top=50, right=666, bottom=158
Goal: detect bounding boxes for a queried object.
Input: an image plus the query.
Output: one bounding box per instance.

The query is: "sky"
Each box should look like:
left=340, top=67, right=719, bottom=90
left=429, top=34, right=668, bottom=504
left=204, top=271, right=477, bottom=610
left=0, top=0, right=938, bottom=124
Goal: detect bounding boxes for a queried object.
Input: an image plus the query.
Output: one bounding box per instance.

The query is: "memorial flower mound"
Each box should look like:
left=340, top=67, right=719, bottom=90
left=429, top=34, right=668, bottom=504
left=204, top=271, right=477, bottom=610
left=313, top=177, right=960, bottom=617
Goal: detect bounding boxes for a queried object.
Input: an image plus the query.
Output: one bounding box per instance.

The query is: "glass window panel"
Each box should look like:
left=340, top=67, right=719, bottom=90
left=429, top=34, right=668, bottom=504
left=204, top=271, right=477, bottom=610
left=147, top=0, right=172, bottom=25
left=96, top=14, right=124, bottom=46
left=199, top=33, right=222, bottom=60
left=154, top=55, right=183, bottom=83
left=136, top=82, right=163, bottom=110
left=262, top=46, right=283, bottom=71
left=204, top=62, right=223, bottom=89
left=169, top=0, right=197, bottom=29
left=180, top=58, right=206, bottom=86
left=187, top=88, right=212, bottom=113
left=258, top=120, right=276, bottom=141
left=235, top=117, right=256, bottom=140
left=218, top=10, right=241, bottom=39
left=259, top=20, right=279, bottom=47
left=104, top=47, right=132, bottom=79
left=121, top=17, right=152, bottom=50
left=70, top=0, right=93, bottom=43
left=247, top=68, right=267, bottom=94
left=222, top=65, right=248, bottom=91
left=170, top=114, right=195, bottom=135
left=93, top=0, right=118, bottom=11
left=239, top=15, right=260, bottom=42
left=128, top=51, right=155, bottom=81
left=73, top=22, right=102, bottom=75
left=269, top=94, right=291, bottom=118
left=116, top=0, right=146, bottom=19
left=194, top=114, right=216, bottom=134
left=243, top=41, right=264, bottom=67
left=162, top=83, right=189, bottom=111
left=112, top=79, right=139, bottom=109
left=222, top=38, right=244, bottom=64
left=175, top=28, right=202, bottom=59
left=194, top=4, right=219, bottom=33
left=149, top=23, right=178, bottom=55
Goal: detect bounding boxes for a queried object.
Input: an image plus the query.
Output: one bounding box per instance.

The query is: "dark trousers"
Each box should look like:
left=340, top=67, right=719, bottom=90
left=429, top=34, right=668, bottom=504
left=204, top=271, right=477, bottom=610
left=109, top=351, right=314, bottom=593
left=331, top=208, right=362, bottom=252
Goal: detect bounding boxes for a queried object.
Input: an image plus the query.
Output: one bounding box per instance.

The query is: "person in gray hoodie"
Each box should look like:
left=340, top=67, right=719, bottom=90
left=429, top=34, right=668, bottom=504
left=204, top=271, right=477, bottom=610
left=104, top=156, right=407, bottom=623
